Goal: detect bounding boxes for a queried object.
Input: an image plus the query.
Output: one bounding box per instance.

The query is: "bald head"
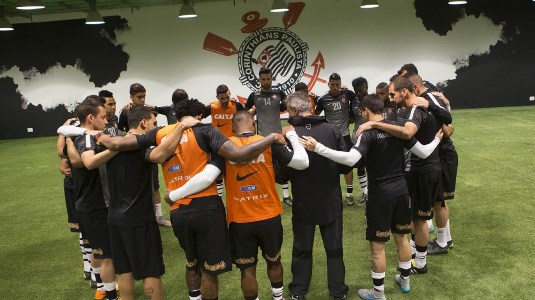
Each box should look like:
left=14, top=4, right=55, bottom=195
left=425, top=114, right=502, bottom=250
left=232, top=110, right=255, bottom=134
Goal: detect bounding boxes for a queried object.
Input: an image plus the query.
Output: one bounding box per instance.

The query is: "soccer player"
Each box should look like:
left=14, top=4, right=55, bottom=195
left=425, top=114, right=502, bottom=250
left=99, top=106, right=198, bottom=300
left=102, top=99, right=285, bottom=300
left=153, top=88, right=190, bottom=125
left=279, top=91, right=351, bottom=300
left=350, top=77, right=370, bottom=205
left=409, top=74, right=458, bottom=254
left=315, top=73, right=357, bottom=206
left=356, top=77, right=452, bottom=274
left=397, top=63, right=442, bottom=93
left=118, top=83, right=171, bottom=226
left=301, top=94, right=442, bottom=300
left=202, top=84, right=244, bottom=197
left=98, top=90, right=118, bottom=136
left=245, top=67, right=292, bottom=206
left=376, top=82, right=397, bottom=122
left=66, top=96, right=119, bottom=300
left=56, top=117, right=93, bottom=285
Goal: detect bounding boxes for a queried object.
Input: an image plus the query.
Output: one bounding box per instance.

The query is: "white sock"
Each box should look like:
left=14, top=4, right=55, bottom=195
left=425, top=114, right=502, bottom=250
left=189, top=289, right=202, bottom=300
left=415, top=250, right=427, bottom=269
left=272, top=286, right=284, bottom=300
left=282, top=183, right=290, bottom=198
left=217, top=183, right=224, bottom=197
left=154, top=203, right=163, bottom=218
left=445, top=219, right=452, bottom=242
left=358, top=174, right=368, bottom=195
left=103, top=281, right=116, bottom=292
left=371, top=271, right=385, bottom=292
left=437, top=227, right=447, bottom=247
left=410, top=239, right=416, bottom=256
left=80, top=233, right=91, bottom=272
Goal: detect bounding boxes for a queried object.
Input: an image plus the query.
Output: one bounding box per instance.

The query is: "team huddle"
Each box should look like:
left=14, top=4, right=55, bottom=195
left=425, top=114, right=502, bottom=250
left=56, top=64, right=458, bottom=300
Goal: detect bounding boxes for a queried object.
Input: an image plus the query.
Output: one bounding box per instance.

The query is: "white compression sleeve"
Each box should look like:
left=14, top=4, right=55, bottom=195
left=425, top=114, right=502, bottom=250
left=409, top=137, right=440, bottom=159
left=286, top=131, right=309, bottom=170
left=168, top=164, right=221, bottom=202
left=57, top=125, right=86, bottom=137
left=314, top=143, right=362, bottom=166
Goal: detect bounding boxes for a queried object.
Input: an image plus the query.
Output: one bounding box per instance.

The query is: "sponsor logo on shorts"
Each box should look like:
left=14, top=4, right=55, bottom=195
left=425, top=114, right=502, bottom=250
left=235, top=257, right=256, bottom=265
left=185, top=258, right=198, bottom=268
left=204, top=260, right=227, bottom=272
left=264, top=250, right=281, bottom=262
left=375, top=230, right=391, bottom=238
left=417, top=210, right=433, bottom=217
left=69, top=223, right=79, bottom=230
left=92, top=248, right=104, bottom=256
left=396, top=224, right=412, bottom=231
left=167, top=165, right=182, bottom=173
left=240, top=185, right=258, bottom=192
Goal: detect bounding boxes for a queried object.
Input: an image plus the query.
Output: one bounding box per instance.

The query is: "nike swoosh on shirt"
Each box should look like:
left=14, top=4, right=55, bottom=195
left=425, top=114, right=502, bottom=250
left=217, top=123, right=227, bottom=127
left=236, top=170, right=259, bottom=181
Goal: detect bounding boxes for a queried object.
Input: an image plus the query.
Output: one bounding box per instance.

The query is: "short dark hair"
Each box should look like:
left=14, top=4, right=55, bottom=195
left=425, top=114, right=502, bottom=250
left=129, top=83, right=146, bottom=96
left=171, top=88, right=189, bottom=104
left=398, top=63, right=419, bottom=77
left=294, top=82, right=308, bottom=92
left=389, top=74, right=400, bottom=83
left=376, top=82, right=389, bottom=90
left=174, top=99, right=206, bottom=120
left=98, top=90, right=113, bottom=98
left=81, top=94, right=105, bottom=106
left=359, top=94, right=384, bottom=114
left=216, top=84, right=229, bottom=95
left=127, top=106, right=156, bottom=129
left=76, top=95, right=105, bottom=124
left=329, top=73, right=341, bottom=81
left=393, top=76, right=414, bottom=93
left=351, top=77, right=368, bottom=89
left=259, top=67, right=272, bottom=76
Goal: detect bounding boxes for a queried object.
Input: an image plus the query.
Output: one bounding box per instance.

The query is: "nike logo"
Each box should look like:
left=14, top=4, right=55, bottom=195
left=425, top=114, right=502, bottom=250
left=236, top=170, right=259, bottom=181
left=217, top=123, right=227, bottom=127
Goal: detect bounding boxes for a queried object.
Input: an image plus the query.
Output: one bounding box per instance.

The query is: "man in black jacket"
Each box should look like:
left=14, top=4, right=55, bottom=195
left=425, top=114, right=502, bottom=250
left=278, top=91, right=350, bottom=300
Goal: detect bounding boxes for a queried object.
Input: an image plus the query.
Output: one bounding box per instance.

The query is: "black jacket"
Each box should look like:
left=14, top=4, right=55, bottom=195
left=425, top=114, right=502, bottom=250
left=277, top=115, right=351, bottom=225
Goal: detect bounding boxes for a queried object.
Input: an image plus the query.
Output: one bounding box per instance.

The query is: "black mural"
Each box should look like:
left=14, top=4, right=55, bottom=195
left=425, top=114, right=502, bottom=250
left=414, top=0, right=535, bottom=108
left=0, top=16, right=129, bottom=139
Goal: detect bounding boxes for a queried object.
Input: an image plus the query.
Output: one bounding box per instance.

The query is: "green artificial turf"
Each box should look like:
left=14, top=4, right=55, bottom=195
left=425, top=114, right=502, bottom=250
left=0, top=105, right=534, bottom=299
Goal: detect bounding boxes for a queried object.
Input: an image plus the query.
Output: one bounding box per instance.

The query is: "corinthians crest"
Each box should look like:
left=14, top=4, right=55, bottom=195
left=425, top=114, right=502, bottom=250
left=203, top=2, right=325, bottom=98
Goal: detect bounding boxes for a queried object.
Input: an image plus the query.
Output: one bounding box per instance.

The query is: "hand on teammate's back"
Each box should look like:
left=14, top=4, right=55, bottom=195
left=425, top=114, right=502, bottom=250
left=355, top=121, right=376, bottom=137
left=414, top=97, right=429, bottom=108
left=299, top=136, right=318, bottom=152
left=271, top=133, right=287, bottom=145
left=179, top=116, right=200, bottom=128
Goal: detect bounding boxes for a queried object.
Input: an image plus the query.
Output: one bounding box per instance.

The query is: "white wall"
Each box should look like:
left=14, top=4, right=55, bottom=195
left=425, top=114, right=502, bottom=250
left=2, top=0, right=502, bottom=123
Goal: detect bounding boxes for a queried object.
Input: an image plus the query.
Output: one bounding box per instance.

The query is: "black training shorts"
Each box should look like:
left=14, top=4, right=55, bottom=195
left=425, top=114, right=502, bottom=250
left=408, top=171, right=440, bottom=220
left=437, top=146, right=458, bottom=202
left=78, top=208, right=112, bottom=259
left=365, top=194, right=412, bottom=242
left=109, top=223, right=165, bottom=280
left=170, top=206, right=232, bottom=276
left=229, top=215, right=283, bottom=269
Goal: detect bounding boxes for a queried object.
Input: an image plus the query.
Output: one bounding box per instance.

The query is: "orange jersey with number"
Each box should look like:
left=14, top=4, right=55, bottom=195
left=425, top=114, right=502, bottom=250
left=156, top=124, right=218, bottom=210
left=210, top=101, right=237, bottom=137
left=224, top=134, right=282, bottom=223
